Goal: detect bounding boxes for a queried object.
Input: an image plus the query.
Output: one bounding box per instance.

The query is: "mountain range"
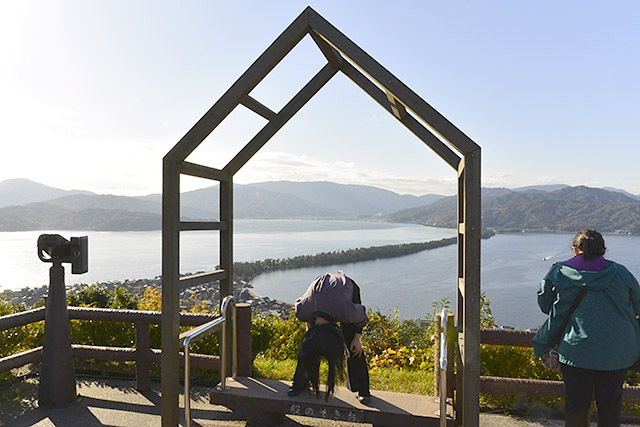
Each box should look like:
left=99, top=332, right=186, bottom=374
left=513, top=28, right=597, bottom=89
left=0, top=179, right=445, bottom=231
left=385, top=186, right=640, bottom=235
left=1, top=178, right=640, bottom=235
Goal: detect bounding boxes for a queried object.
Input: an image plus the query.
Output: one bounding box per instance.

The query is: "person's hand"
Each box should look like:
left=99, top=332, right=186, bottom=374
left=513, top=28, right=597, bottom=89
left=350, top=334, right=363, bottom=357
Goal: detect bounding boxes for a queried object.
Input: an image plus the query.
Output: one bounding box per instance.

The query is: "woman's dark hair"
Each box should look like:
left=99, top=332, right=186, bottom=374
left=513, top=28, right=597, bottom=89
left=297, top=324, right=344, bottom=400
left=573, top=229, right=606, bottom=261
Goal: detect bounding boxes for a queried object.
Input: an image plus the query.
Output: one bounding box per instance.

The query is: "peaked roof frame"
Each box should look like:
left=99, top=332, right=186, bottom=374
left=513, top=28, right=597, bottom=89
left=161, top=7, right=481, bottom=426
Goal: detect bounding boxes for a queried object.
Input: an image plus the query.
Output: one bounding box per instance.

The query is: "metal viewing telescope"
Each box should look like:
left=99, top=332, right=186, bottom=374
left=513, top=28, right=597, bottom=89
left=37, top=234, right=88, bottom=407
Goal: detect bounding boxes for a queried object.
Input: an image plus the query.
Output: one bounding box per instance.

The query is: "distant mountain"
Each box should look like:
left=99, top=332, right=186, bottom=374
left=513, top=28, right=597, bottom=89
left=0, top=202, right=160, bottom=231
left=0, top=178, right=94, bottom=207
left=248, top=181, right=445, bottom=216
left=175, top=185, right=346, bottom=219
left=603, top=187, right=640, bottom=200
left=385, top=186, right=640, bottom=235
left=514, top=184, right=569, bottom=192
left=0, top=183, right=347, bottom=231
left=385, top=187, right=511, bottom=227
left=46, top=193, right=213, bottom=219
left=5, top=179, right=640, bottom=234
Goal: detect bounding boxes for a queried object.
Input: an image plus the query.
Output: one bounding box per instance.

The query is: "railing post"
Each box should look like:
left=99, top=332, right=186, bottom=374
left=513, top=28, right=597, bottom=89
left=236, top=303, right=252, bottom=377
left=135, top=321, right=151, bottom=391
left=446, top=313, right=455, bottom=399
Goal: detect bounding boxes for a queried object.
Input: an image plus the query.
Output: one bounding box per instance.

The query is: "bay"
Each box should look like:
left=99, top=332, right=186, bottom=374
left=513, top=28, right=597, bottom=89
left=2, top=220, right=640, bottom=329
left=252, top=232, right=640, bottom=329
left=0, top=219, right=453, bottom=290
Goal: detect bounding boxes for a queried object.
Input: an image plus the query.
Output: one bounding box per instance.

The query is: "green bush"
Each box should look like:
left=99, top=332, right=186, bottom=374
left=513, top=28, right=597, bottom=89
left=0, top=295, right=44, bottom=359
left=251, top=311, right=305, bottom=360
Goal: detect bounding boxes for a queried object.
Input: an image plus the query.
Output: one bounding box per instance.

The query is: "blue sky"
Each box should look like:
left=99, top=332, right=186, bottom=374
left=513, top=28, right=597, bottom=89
left=1, top=1, right=638, bottom=196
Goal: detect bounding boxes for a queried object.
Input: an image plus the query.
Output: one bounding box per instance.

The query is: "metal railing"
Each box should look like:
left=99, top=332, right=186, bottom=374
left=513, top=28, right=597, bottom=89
left=438, top=309, right=448, bottom=427
left=179, top=295, right=237, bottom=427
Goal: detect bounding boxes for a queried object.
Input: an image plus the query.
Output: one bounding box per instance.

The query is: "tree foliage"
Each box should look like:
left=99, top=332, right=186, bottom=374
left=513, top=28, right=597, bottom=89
left=387, top=185, right=640, bottom=235
left=233, top=237, right=457, bottom=282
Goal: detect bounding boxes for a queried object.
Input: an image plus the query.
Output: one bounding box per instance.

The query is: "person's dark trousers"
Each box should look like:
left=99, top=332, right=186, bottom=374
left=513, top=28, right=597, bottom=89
left=560, top=363, right=628, bottom=427
left=341, top=323, right=370, bottom=396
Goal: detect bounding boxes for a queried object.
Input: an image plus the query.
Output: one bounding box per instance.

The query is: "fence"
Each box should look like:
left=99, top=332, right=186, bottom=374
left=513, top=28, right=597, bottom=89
left=432, top=315, right=640, bottom=404
left=0, top=304, right=252, bottom=391
left=3, top=306, right=640, bottom=402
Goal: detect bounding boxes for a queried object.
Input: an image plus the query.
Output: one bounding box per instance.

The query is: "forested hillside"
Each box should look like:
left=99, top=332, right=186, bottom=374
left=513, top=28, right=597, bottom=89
left=386, top=186, right=640, bottom=235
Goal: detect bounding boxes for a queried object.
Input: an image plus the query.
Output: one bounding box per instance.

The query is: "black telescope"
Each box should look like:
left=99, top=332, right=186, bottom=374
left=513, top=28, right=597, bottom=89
left=37, top=234, right=88, bottom=407
left=37, top=234, right=88, bottom=274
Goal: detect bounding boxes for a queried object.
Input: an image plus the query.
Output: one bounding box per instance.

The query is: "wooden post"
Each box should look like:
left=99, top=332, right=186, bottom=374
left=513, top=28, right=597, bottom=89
left=236, top=303, right=252, bottom=377
left=456, top=150, right=481, bottom=426
left=446, top=314, right=455, bottom=399
left=220, top=176, right=233, bottom=376
left=135, top=321, right=150, bottom=391
left=161, top=159, right=181, bottom=427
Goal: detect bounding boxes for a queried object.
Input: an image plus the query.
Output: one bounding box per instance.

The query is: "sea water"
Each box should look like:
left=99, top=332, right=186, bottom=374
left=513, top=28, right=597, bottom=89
left=2, top=220, right=640, bottom=328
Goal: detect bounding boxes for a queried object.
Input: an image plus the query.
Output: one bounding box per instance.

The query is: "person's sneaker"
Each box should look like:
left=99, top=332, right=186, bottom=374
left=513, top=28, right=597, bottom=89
left=287, top=387, right=304, bottom=397
left=357, top=394, right=371, bottom=405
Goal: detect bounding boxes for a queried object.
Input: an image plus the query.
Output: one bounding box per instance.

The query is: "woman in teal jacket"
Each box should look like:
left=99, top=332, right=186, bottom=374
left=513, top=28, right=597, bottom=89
left=533, top=229, right=640, bottom=427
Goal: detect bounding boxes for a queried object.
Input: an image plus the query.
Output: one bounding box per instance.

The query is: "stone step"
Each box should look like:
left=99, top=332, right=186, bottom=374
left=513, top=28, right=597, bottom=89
left=209, top=377, right=454, bottom=426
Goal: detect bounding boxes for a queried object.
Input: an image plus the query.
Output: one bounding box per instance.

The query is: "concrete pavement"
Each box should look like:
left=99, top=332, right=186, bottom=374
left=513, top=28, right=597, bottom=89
left=1, top=378, right=636, bottom=426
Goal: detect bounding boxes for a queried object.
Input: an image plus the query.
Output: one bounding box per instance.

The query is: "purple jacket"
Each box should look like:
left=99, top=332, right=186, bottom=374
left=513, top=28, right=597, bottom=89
left=294, top=271, right=368, bottom=330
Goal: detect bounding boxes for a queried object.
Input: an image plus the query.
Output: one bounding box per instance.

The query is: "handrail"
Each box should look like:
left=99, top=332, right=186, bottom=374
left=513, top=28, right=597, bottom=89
left=179, top=295, right=237, bottom=427
left=3, top=305, right=640, bottom=404
left=0, top=307, right=46, bottom=330
left=438, top=309, right=448, bottom=427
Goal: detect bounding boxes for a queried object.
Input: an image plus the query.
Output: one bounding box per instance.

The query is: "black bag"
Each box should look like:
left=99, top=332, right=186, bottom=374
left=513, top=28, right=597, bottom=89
left=541, top=289, right=587, bottom=372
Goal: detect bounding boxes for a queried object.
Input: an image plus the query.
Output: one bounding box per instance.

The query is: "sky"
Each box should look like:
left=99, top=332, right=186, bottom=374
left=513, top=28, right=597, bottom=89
left=1, top=1, right=639, bottom=197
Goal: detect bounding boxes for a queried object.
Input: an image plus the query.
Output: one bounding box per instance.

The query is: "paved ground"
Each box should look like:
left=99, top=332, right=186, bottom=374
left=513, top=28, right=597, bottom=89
left=1, top=378, right=637, bottom=426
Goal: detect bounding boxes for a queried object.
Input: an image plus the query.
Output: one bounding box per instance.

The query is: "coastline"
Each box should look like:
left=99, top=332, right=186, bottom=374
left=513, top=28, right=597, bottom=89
left=1, top=275, right=295, bottom=319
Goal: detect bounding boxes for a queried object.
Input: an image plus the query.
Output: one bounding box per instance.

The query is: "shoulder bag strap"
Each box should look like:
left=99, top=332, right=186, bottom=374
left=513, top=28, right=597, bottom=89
left=552, top=289, right=588, bottom=346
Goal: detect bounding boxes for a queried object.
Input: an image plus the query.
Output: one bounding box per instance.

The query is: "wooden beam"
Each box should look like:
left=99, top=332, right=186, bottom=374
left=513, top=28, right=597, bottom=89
left=224, top=63, right=339, bottom=174
left=307, top=9, right=480, bottom=155
left=180, top=161, right=229, bottom=182
left=179, top=221, right=228, bottom=232
left=309, top=30, right=342, bottom=66
left=0, top=347, right=42, bottom=373
left=240, top=95, right=280, bottom=122
left=165, top=9, right=310, bottom=163
left=179, top=270, right=227, bottom=290
left=340, top=61, right=460, bottom=169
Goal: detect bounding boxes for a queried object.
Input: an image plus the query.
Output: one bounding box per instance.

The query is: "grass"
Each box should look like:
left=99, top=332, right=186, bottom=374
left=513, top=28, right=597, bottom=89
left=252, top=354, right=434, bottom=395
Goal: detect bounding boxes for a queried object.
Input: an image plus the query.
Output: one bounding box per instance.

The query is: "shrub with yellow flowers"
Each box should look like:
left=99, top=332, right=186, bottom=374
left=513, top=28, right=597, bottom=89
left=368, top=345, right=433, bottom=372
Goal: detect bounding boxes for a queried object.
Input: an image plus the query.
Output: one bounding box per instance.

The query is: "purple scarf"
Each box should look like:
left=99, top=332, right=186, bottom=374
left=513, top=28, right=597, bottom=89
left=563, top=254, right=608, bottom=272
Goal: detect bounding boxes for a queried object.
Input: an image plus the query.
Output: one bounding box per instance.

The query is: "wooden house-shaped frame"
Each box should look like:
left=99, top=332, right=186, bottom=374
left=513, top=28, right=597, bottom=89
left=161, top=7, right=481, bottom=426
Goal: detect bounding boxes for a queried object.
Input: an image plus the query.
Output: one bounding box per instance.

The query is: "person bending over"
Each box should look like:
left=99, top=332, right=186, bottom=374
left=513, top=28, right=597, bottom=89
left=288, top=270, right=371, bottom=404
